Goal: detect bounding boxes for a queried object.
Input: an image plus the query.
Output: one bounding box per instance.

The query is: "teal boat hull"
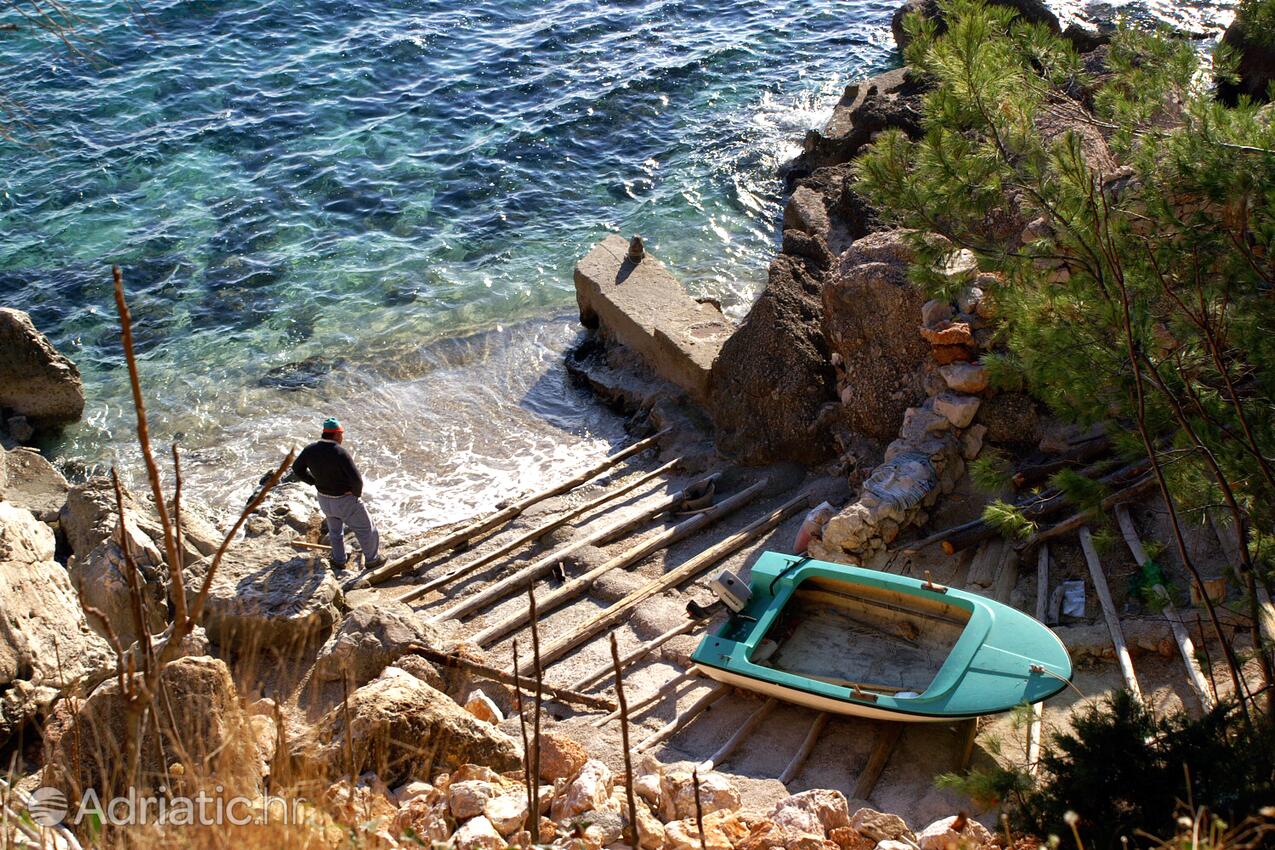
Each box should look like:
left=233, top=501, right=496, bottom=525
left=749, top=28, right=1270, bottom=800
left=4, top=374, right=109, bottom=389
left=691, top=552, right=1072, bottom=722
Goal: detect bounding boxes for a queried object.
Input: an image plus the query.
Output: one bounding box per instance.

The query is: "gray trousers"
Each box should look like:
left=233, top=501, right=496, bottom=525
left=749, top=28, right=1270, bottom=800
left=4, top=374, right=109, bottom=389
left=316, top=493, right=380, bottom=564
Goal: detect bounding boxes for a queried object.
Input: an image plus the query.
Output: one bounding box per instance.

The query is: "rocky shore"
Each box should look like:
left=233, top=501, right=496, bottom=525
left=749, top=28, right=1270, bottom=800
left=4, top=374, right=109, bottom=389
left=2, top=1, right=1272, bottom=848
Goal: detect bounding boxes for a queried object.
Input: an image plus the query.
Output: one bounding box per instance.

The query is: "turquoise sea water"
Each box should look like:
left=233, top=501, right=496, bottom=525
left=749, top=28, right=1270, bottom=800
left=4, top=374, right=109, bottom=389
left=0, top=0, right=1233, bottom=533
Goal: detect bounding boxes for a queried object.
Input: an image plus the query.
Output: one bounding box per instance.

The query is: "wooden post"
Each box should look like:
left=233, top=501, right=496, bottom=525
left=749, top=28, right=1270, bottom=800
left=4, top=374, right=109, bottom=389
left=1027, top=544, right=1048, bottom=775
left=399, top=458, right=681, bottom=604
left=429, top=474, right=719, bottom=624
left=366, top=428, right=670, bottom=584
left=699, top=697, right=777, bottom=771
left=635, top=684, right=729, bottom=753
left=1079, top=525, right=1143, bottom=702
left=570, top=619, right=698, bottom=693
left=594, top=668, right=700, bottom=728
left=779, top=712, right=828, bottom=785
left=852, top=722, right=903, bottom=801
left=469, top=478, right=768, bottom=647
left=528, top=490, right=810, bottom=673
left=954, top=718, right=979, bottom=772
left=1115, top=505, right=1213, bottom=710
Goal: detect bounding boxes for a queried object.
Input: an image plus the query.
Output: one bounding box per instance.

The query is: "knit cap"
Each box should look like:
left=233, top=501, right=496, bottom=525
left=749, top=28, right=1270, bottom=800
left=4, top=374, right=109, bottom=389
left=322, top=417, right=343, bottom=433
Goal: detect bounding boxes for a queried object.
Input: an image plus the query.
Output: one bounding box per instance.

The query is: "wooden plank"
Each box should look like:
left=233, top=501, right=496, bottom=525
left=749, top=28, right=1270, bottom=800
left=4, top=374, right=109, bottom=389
left=595, top=668, right=700, bottom=728
left=429, top=474, right=718, bottom=624
left=1079, top=525, right=1143, bottom=701
left=699, top=698, right=777, bottom=771
left=468, top=478, right=768, bottom=647
left=852, top=722, right=903, bottom=801
left=402, top=644, right=615, bottom=711
left=635, top=684, right=730, bottom=753
left=779, top=712, right=828, bottom=784
left=1116, top=505, right=1213, bottom=710
left=954, top=718, right=978, bottom=771
left=1028, top=545, right=1048, bottom=775
left=366, top=428, right=669, bottom=584
left=1207, top=509, right=1275, bottom=649
left=530, top=491, right=812, bottom=672
left=399, top=458, right=680, bottom=604
left=569, top=619, right=698, bottom=693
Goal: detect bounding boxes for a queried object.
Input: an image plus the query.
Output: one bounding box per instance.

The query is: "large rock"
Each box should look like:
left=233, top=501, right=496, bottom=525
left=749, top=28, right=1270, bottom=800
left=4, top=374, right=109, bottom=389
left=313, top=601, right=452, bottom=685
left=796, top=68, right=927, bottom=174
left=551, top=758, right=613, bottom=820
left=195, top=538, right=343, bottom=652
left=575, top=234, right=731, bottom=406
left=60, top=475, right=221, bottom=564
left=891, top=0, right=1059, bottom=53
left=1218, top=10, right=1275, bottom=105
left=659, top=766, right=740, bottom=823
left=823, top=230, right=929, bottom=440
left=0, top=308, right=85, bottom=427
left=535, top=728, right=589, bottom=782
left=0, top=501, right=112, bottom=740
left=69, top=513, right=171, bottom=646
left=772, top=789, right=851, bottom=837
left=310, top=667, right=521, bottom=786
left=710, top=254, right=836, bottom=464
left=4, top=448, right=68, bottom=521
left=42, top=655, right=261, bottom=799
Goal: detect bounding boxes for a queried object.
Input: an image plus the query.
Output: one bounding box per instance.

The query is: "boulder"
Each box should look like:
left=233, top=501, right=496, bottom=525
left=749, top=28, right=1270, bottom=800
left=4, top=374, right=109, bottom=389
left=659, top=766, right=741, bottom=822
left=784, top=187, right=832, bottom=240
left=195, top=538, right=343, bottom=652
left=938, top=361, right=988, bottom=394
left=772, top=789, right=851, bottom=837
left=1218, top=10, right=1275, bottom=105
left=796, top=67, right=927, bottom=173
left=484, top=793, right=528, bottom=835
left=737, top=819, right=828, bottom=850
left=465, top=691, right=504, bottom=724
left=396, top=794, right=455, bottom=842
left=932, top=393, right=981, bottom=429
left=450, top=780, right=499, bottom=819
left=69, top=513, right=171, bottom=646
left=575, top=234, right=731, bottom=406
left=313, top=601, right=450, bottom=684
left=664, top=811, right=749, bottom=850
left=551, top=758, right=613, bottom=820
left=42, top=655, right=262, bottom=799
left=310, top=667, right=521, bottom=786
left=0, top=501, right=113, bottom=739
left=710, top=253, right=836, bottom=464
left=916, top=814, right=994, bottom=850
left=823, top=230, right=929, bottom=440
left=891, top=0, right=1059, bottom=52
left=0, top=308, right=85, bottom=427
left=3, top=449, right=68, bottom=521
left=536, top=727, right=589, bottom=782
left=60, top=475, right=222, bottom=563
left=454, top=815, right=505, bottom=850
left=850, top=808, right=914, bottom=843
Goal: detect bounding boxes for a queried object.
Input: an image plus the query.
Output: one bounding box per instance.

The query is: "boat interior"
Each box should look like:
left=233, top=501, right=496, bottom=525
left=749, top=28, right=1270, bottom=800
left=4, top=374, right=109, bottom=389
left=752, top=575, right=973, bottom=697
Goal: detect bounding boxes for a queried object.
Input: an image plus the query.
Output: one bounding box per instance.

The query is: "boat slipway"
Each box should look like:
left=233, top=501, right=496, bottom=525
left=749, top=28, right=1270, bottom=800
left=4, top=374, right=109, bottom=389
left=690, top=552, right=1073, bottom=722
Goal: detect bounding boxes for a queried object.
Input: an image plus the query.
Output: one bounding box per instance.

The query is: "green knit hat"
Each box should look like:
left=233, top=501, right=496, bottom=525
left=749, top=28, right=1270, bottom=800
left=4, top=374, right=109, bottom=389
left=322, top=417, right=343, bottom=434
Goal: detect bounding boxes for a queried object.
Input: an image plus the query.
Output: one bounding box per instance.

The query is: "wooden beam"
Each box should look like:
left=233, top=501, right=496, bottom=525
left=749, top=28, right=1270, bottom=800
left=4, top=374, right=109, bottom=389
left=954, top=718, right=979, bottom=771
left=398, top=458, right=680, bottom=604
left=402, top=644, right=615, bottom=711
left=468, top=478, right=768, bottom=647
left=1079, top=526, right=1142, bottom=701
left=366, top=428, right=670, bottom=584
left=429, top=474, right=718, bottom=624
left=699, top=698, right=777, bottom=771
left=595, top=668, right=700, bottom=728
left=1028, top=545, right=1048, bottom=775
left=779, top=712, right=828, bottom=784
left=530, top=490, right=811, bottom=672
left=635, top=684, right=730, bottom=753
left=1022, top=476, right=1156, bottom=549
left=852, top=722, right=903, bottom=801
left=569, top=619, right=698, bottom=693
left=1207, top=509, right=1275, bottom=650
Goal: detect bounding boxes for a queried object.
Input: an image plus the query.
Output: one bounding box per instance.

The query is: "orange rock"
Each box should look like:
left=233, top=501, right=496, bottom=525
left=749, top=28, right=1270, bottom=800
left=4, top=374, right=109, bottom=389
left=920, top=321, right=975, bottom=347
left=931, top=344, right=976, bottom=365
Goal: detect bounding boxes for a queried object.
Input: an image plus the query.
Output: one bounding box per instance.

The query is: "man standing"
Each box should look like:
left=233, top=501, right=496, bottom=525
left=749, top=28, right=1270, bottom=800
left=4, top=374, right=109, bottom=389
left=292, top=417, right=385, bottom=571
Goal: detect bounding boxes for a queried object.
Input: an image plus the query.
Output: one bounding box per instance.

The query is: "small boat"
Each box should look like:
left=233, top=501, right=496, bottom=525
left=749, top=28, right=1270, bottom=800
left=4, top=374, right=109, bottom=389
left=691, top=552, right=1072, bottom=722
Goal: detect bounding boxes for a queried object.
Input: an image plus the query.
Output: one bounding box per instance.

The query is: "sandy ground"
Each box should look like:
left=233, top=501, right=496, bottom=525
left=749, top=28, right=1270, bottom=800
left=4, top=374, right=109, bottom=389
left=315, top=450, right=1254, bottom=830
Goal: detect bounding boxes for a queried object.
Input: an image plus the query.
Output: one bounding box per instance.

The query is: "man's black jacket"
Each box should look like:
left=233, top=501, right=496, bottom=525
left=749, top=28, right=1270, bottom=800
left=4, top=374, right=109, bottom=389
left=292, top=439, right=364, bottom=498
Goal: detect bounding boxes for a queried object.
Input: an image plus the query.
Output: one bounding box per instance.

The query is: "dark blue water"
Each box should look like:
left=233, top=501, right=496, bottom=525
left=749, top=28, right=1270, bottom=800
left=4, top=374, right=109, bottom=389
left=0, top=0, right=1233, bottom=530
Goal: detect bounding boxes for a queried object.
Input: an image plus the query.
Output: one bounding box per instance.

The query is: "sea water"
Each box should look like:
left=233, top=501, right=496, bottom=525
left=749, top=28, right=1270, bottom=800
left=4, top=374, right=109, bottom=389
left=0, top=0, right=1233, bottom=534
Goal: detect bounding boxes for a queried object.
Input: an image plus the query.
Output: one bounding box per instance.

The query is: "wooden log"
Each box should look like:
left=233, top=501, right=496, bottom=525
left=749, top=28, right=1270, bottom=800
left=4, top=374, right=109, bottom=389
left=1115, top=505, right=1213, bottom=710
left=469, top=478, right=768, bottom=647
left=570, top=619, right=698, bottom=693
left=1021, top=476, right=1156, bottom=549
left=1078, top=526, right=1142, bottom=701
left=1012, top=437, right=1112, bottom=489
left=779, top=712, right=828, bottom=784
left=366, top=428, right=670, bottom=585
left=699, top=698, right=777, bottom=771
left=954, top=718, right=979, bottom=771
left=1028, top=545, right=1049, bottom=775
left=964, top=539, right=1017, bottom=600
left=402, top=644, right=616, bottom=711
left=635, top=684, right=729, bottom=753
left=430, top=474, right=718, bottom=624
left=852, top=722, right=903, bottom=801
left=1207, top=509, right=1275, bottom=649
left=399, top=459, right=681, bottom=604
left=530, top=490, right=811, bottom=673
left=595, top=668, right=700, bottom=728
